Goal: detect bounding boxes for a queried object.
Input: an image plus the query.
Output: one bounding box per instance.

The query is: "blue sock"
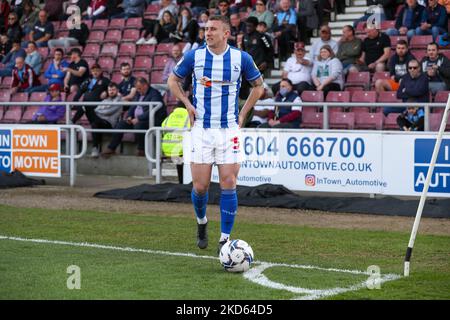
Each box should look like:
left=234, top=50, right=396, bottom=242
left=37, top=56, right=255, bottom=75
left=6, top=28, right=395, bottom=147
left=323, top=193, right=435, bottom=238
left=191, top=189, right=208, bottom=224
left=220, top=189, right=238, bottom=238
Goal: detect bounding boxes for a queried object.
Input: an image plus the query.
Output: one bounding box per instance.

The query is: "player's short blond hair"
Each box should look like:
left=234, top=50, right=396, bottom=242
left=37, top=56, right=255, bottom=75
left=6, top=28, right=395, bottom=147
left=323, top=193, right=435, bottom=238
left=208, top=15, right=231, bottom=31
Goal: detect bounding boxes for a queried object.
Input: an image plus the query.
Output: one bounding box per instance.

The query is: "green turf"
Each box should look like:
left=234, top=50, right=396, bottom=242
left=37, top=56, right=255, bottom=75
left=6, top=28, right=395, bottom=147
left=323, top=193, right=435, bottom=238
left=0, top=204, right=449, bottom=300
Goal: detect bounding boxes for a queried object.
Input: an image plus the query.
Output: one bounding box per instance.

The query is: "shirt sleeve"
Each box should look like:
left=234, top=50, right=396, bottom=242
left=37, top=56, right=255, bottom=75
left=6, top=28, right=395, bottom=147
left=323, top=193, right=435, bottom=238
left=241, top=51, right=261, bottom=82
left=172, top=49, right=195, bottom=79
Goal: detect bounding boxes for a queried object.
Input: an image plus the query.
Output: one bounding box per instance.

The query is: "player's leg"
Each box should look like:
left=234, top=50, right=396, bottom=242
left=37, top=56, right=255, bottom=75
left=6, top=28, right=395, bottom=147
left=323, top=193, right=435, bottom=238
left=191, top=163, right=213, bottom=249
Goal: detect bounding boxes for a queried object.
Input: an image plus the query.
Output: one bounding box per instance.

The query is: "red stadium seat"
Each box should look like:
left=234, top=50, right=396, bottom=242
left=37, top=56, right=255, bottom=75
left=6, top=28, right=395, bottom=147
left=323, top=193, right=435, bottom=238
left=92, top=19, right=109, bottom=31
left=134, top=71, right=149, bottom=82
left=125, top=17, right=142, bottom=29
left=114, top=56, right=134, bottom=71
left=442, top=50, right=450, bottom=60
left=81, top=19, right=92, bottom=29
left=156, top=43, right=173, bottom=55
left=21, top=106, right=40, bottom=123
left=355, top=21, right=366, bottom=35
left=87, top=30, right=105, bottom=43
left=383, top=113, right=401, bottom=130
left=410, top=49, right=426, bottom=62
left=345, top=71, right=370, bottom=89
left=300, top=111, right=323, bottom=129
left=135, top=55, right=153, bottom=70
left=429, top=112, right=450, bottom=131
left=389, top=35, right=407, bottom=49
left=351, top=90, right=376, bottom=113
left=355, top=112, right=384, bottom=130
left=100, top=43, right=118, bottom=57
left=150, top=70, right=164, bottom=84
left=109, top=18, right=126, bottom=30
left=0, top=89, right=10, bottom=102
left=38, top=74, right=48, bottom=85
left=136, top=44, right=156, bottom=56
left=98, top=57, right=115, bottom=73
left=146, top=4, right=160, bottom=13
left=84, top=57, right=97, bottom=69
left=111, top=72, right=122, bottom=84
left=329, top=112, right=355, bottom=130
left=153, top=55, right=170, bottom=69
left=0, top=106, right=4, bottom=121
left=3, top=93, right=28, bottom=123
left=82, top=43, right=101, bottom=58
left=377, top=91, right=401, bottom=103
left=380, top=20, right=395, bottom=31
left=371, top=71, right=390, bottom=86
left=301, top=91, right=323, bottom=114
left=410, top=35, right=433, bottom=49
left=0, top=76, right=12, bottom=89
left=325, top=91, right=350, bottom=113
left=118, top=43, right=137, bottom=57
left=122, top=29, right=140, bottom=43
left=104, top=29, right=123, bottom=44
left=433, top=91, right=450, bottom=103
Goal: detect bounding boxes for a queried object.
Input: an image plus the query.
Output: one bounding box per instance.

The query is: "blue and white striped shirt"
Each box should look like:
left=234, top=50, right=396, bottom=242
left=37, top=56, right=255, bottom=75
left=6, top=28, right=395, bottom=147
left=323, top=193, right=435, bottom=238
left=173, top=45, right=261, bottom=128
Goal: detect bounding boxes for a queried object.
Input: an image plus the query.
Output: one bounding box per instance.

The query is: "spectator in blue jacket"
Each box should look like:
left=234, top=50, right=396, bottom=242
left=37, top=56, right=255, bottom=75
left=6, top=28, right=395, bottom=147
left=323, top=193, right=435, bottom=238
left=28, top=48, right=69, bottom=93
left=416, top=0, right=448, bottom=41
left=397, top=106, right=425, bottom=131
left=386, top=0, right=427, bottom=39
left=0, top=39, right=26, bottom=77
left=24, top=41, right=42, bottom=75
left=102, top=77, right=167, bottom=157
left=273, top=0, right=297, bottom=61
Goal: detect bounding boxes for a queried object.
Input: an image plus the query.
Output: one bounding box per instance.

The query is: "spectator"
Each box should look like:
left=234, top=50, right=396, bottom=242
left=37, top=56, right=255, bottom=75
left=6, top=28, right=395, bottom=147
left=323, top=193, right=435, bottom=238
left=275, top=42, right=313, bottom=95
left=352, top=1, right=396, bottom=28
left=72, top=63, right=110, bottom=123
left=0, top=39, right=26, bottom=77
left=241, top=16, right=274, bottom=74
left=297, top=0, right=319, bottom=45
left=397, top=59, right=429, bottom=104
left=84, top=0, right=107, bottom=20
left=0, top=34, right=11, bottom=61
left=26, top=10, right=54, bottom=48
left=309, top=25, right=339, bottom=63
left=61, top=0, right=90, bottom=21
left=216, top=0, right=231, bottom=18
left=249, top=0, right=274, bottom=31
left=43, top=0, right=64, bottom=21
left=358, top=25, right=391, bottom=72
left=198, top=10, right=209, bottom=28
left=416, top=0, right=448, bottom=41
left=397, top=106, right=425, bottom=131
left=155, top=10, right=178, bottom=44
left=386, top=0, right=426, bottom=39
left=438, top=0, right=450, bottom=16
left=171, top=7, right=199, bottom=47
left=258, top=78, right=302, bottom=128
left=311, top=45, right=344, bottom=97
left=190, top=0, right=209, bottom=17
left=110, top=0, right=145, bottom=19
left=11, top=56, right=41, bottom=94
left=186, top=26, right=206, bottom=53
left=228, top=12, right=246, bottom=46
left=20, top=0, right=39, bottom=36
left=29, top=47, right=69, bottom=92
left=376, top=40, right=415, bottom=92
left=64, top=47, right=89, bottom=95
left=273, top=0, right=298, bottom=61
left=162, top=44, right=182, bottom=83
left=24, top=41, right=42, bottom=75
left=256, top=21, right=273, bottom=42
left=336, top=25, right=363, bottom=74
left=246, top=83, right=274, bottom=128
left=137, top=1, right=178, bottom=45
left=102, top=77, right=166, bottom=157
left=89, top=82, right=123, bottom=157
left=48, top=21, right=89, bottom=49
left=6, top=12, right=22, bottom=43
left=0, top=0, right=10, bottom=35
left=420, top=42, right=450, bottom=94
left=117, top=62, right=137, bottom=102
left=31, top=83, right=65, bottom=124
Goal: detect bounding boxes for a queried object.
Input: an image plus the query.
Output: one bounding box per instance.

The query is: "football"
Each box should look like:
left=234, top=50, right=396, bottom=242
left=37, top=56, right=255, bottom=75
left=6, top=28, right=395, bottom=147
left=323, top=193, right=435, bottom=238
left=219, top=239, right=254, bottom=272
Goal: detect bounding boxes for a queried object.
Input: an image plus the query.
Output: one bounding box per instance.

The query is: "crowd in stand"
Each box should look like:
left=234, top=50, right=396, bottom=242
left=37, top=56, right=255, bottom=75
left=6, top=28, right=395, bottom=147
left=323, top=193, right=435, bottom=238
left=0, top=0, right=449, bottom=157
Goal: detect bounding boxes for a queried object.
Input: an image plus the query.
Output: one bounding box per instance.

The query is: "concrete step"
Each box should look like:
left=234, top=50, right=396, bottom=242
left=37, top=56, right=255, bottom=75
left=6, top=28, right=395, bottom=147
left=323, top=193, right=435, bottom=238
left=337, top=13, right=363, bottom=20
left=353, top=0, right=366, bottom=5
left=329, top=20, right=357, bottom=29
left=345, top=6, right=368, bottom=14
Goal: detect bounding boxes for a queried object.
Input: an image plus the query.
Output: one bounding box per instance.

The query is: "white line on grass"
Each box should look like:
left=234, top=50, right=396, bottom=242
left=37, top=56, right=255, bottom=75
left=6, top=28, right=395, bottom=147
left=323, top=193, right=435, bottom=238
left=0, top=235, right=402, bottom=300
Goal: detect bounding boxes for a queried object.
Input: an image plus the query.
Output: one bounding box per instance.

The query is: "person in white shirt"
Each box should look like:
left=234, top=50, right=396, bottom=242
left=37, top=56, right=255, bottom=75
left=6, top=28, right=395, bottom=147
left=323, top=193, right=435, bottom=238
left=246, top=83, right=274, bottom=127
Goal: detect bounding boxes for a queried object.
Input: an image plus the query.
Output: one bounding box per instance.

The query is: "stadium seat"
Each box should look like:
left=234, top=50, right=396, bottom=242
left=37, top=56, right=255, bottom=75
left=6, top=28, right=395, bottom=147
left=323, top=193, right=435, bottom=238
left=134, top=71, right=149, bottom=81
left=442, top=50, right=450, bottom=60
left=410, top=35, right=433, bottom=49
left=0, top=106, right=4, bottom=121
left=300, top=111, right=323, bottom=129
left=122, top=29, right=140, bottom=43
left=111, top=72, right=122, bottom=84
left=100, top=43, right=119, bottom=57
left=429, top=112, right=450, bottom=131
left=87, top=30, right=105, bottom=43
left=433, top=91, right=450, bottom=103
left=82, top=43, right=101, bottom=58
left=377, top=91, right=401, bottom=103
left=145, top=3, right=160, bottom=14
left=134, top=55, right=153, bottom=70
left=92, top=19, right=109, bottom=31
left=380, top=20, right=395, bottom=31
left=3, top=93, right=28, bottom=123
left=325, top=91, right=350, bottom=113
left=104, top=29, right=123, bottom=44
left=345, top=72, right=370, bottom=90
left=21, top=106, right=40, bottom=123
left=329, top=112, right=355, bottom=130
left=150, top=70, right=164, bottom=84
left=389, top=36, right=407, bottom=49
left=125, top=17, right=142, bottom=29
left=0, top=89, right=10, bottom=102
left=156, top=43, right=173, bottom=55
left=351, top=90, right=376, bottom=113
left=98, top=57, right=115, bottom=73
left=355, top=21, right=366, bottom=35
left=344, top=86, right=363, bottom=93
left=114, top=56, right=134, bottom=71
left=153, top=55, right=170, bottom=69
left=383, top=113, right=401, bottom=130
left=109, top=18, right=126, bottom=30
left=118, top=43, right=137, bottom=57
left=0, top=76, right=12, bottom=89
left=136, top=44, right=156, bottom=56
left=410, top=49, right=426, bottom=62
left=355, top=112, right=384, bottom=130
left=300, top=91, right=323, bottom=114
left=39, top=74, right=48, bottom=85
left=371, top=71, right=390, bottom=87
left=81, top=19, right=93, bottom=29
left=84, top=57, right=97, bottom=69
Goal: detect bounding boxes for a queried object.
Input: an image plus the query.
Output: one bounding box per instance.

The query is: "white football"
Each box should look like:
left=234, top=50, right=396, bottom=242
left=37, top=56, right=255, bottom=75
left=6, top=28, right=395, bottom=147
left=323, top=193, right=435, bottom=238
left=219, top=239, right=254, bottom=272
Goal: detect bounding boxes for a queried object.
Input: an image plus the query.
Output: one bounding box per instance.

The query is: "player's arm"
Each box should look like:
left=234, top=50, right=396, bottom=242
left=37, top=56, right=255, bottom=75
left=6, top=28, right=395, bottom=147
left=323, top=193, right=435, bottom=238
left=167, top=73, right=196, bottom=126
left=238, top=76, right=265, bottom=128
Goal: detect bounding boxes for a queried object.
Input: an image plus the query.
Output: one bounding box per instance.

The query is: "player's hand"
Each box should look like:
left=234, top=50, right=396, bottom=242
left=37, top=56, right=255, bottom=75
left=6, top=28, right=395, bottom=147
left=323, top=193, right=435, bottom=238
left=238, top=114, right=245, bottom=128
left=185, top=102, right=196, bottom=127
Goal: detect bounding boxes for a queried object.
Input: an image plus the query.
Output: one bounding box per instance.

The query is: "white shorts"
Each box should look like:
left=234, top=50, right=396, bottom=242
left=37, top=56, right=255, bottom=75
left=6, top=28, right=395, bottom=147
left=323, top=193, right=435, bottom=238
left=189, top=125, right=243, bottom=164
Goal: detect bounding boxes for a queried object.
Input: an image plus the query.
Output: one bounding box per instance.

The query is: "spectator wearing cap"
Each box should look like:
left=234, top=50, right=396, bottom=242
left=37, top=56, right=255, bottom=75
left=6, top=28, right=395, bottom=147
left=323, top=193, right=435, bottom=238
left=386, top=0, right=426, bottom=40
left=311, top=45, right=344, bottom=98
left=336, top=25, right=362, bottom=74
left=0, top=39, right=26, bottom=77
left=416, top=0, right=448, bottom=41
left=249, top=0, right=274, bottom=31
left=64, top=47, right=89, bottom=95
left=241, top=16, right=273, bottom=74
left=273, top=0, right=298, bottom=61
left=309, top=25, right=339, bottom=63
left=31, top=83, right=65, bottom=124
left=72, top=63, right=110, bottom=124
left=273, top=42, right=313, bottom=95
left=24, top=41, right=42, bottom=75
left=357, top=25, right=391, bottom=72
left=11, top=55, right=41, bottom=94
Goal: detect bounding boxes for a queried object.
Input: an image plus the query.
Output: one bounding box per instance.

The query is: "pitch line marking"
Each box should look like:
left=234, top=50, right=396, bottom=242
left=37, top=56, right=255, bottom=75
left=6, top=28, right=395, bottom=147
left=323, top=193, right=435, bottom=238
left=0, top=235, right=402, bottom=300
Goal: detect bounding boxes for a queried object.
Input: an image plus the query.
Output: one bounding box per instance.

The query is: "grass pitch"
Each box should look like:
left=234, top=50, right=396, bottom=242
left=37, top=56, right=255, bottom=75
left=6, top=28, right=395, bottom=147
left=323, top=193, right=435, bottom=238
left=0, top=204, right=449, bottom=300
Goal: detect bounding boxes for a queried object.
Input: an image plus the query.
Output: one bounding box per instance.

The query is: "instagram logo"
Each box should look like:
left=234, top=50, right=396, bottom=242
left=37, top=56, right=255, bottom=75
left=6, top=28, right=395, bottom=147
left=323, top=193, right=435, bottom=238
left=305, top=174, right=316, bottom=187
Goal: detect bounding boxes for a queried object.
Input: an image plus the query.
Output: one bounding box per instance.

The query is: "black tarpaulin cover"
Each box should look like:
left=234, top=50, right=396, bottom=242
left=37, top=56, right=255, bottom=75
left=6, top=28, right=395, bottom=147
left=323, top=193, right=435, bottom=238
left=0, top=170, right=45, bottom=189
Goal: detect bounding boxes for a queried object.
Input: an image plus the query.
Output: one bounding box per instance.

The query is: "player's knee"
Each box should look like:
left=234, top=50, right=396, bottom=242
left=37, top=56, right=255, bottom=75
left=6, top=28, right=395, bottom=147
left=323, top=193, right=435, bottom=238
left=193, top=183, right=209, bottom=195
left=220, top=176, right=237, bottom=189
